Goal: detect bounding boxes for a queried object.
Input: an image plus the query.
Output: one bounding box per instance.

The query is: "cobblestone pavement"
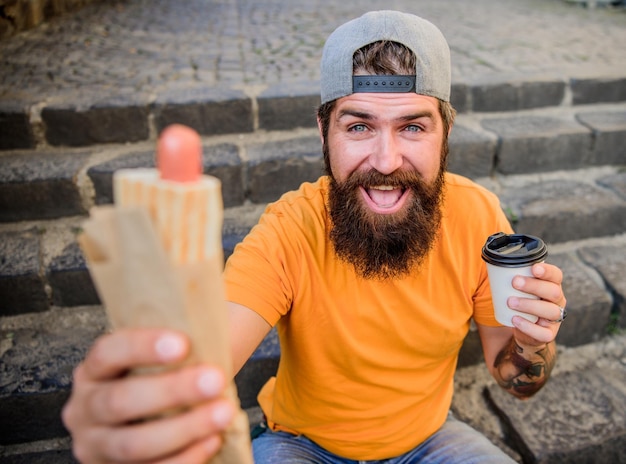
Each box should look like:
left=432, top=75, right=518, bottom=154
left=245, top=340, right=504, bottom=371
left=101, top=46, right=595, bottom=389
left=1, top=0, right=625, bottom=103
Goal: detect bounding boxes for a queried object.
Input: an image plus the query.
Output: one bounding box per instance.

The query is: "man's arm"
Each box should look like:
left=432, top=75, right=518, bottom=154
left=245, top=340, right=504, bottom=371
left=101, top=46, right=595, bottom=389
left=477, top=262, right=566, bottom=399
left=229, top=302, right=273, bottom=375
left=477, top=324, right=556, bottom=399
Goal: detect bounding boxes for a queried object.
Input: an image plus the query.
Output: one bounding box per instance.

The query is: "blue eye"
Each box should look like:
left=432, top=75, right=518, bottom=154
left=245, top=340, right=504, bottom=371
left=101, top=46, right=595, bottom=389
left=349, top=124, right=367, bottom=132
left=405, top=125, right=422, bottom=132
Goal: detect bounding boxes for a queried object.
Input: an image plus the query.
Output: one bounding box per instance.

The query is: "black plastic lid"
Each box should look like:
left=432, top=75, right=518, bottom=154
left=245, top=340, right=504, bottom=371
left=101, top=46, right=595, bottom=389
left=481, top=232, right=547, bottom=267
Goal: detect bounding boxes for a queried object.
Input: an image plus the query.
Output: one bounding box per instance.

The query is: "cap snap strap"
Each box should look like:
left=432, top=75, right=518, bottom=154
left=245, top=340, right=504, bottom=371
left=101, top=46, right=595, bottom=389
left=352, top=75, right=416, bottom=94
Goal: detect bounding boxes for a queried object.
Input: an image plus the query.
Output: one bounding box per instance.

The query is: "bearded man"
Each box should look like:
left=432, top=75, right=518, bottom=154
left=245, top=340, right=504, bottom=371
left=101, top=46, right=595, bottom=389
left=63, top=11, right=567, bottom=464
left=323, top=39, right=450, bottom=280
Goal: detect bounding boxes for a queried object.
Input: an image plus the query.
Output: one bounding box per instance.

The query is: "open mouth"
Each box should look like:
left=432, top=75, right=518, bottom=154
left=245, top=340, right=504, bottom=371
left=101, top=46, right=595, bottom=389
left=360, top=185, right=410, bottom=214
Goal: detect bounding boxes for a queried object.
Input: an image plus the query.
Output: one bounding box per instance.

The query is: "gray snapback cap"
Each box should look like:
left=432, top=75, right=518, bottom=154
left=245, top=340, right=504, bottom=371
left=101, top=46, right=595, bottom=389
left=320, top=10, right=451, bottom=104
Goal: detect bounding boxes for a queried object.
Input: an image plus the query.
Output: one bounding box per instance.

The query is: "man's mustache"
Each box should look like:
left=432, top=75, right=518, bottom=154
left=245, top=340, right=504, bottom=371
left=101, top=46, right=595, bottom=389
left=341, top=169, right=428, bottom=190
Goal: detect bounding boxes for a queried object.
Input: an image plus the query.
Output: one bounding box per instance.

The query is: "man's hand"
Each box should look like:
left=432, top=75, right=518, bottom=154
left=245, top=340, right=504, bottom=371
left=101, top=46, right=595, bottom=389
left=507, top=262, right=567, bottom=346
left=479, top=262, right=566, bottom=399
left=62, top=328, right=234, bottom=463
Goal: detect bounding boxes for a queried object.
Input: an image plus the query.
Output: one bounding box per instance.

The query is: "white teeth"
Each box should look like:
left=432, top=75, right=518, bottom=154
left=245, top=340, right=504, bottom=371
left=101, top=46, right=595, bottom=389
left=371, top=185, right=395, bottom=191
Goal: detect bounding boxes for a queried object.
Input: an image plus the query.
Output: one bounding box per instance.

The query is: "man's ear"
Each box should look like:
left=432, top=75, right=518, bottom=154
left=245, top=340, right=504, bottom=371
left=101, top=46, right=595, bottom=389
left=317, top=116, right=325, bottom=145
left=447, top=123, right=454, bottom=138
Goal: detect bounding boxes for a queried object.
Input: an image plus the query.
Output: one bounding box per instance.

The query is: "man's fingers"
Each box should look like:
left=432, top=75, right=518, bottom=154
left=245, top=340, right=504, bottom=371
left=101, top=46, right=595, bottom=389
left=63, top=329, right=236, bottom=462
left=512, top=315, right=557, bottom=345
left=83, top=329, right=189, bottom=381
left=513, top=265, right=566, bottom=307
left=87, top=401, right=233, bottom=463
left=532, top=262, right=563, bottom=285
left=156, top=435, right=224, bottom=464
left=530, top=263, right=566, bottom=304
left=87, top=365, right=226, bottom=425
left=508, top=296, right=563, bottom=323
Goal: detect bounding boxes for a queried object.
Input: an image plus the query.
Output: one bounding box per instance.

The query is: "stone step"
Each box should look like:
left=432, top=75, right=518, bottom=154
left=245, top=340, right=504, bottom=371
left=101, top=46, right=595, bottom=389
left=1, top=232, right=625, bottom=448
left=1, top=98, right=625, bottom=460
left=1, top=102, right=625, bottom=223
left=1, top=314, right=624, bottom=463
left=1, top=69, right=625, bottom=152
left=0, top=104, right=626, bottom=462
left=0, top=304, right=279, bottom=446
left=486, top=364, right=626, bottom=463
left=0, top=307, right=106, bottom=446
left=452, top=332, right=626, bottom=464
left=0, top=201, right=263, bottom=316
left=1, top=160, right=625, bottom=316
left=482, top=167, right=626, bottom=244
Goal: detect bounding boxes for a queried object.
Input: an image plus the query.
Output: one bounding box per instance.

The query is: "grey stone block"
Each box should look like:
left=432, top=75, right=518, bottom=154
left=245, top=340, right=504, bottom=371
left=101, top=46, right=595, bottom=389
left=0, top=324, right=104, bottom=444
left=246, top=136, right=323, bottom=203
left=578, top=244, right=626, bottom=329
left=204, top=143, right=245, bottom=208
left=153, top=87, right=253, bottom=136
left=472, top=81, right=519, bottom=113
left=486, top=366, right=626, bottom=464
left=223, top=204, right=264, bottom=262
left=576, top=109, right=626, bottom=166
left=0, top=105, right=35, bottom=150
left=0, top=150, right=88, bottom=221
left=500, top=180, right=626, bottom=243
left=519, top=80, right=566, bottom=110
left=87, top=144, right=243, bottom=207
left=43, top=215, right=256, bottom=308
left=235, top=328, right=280, bottom=409
left=47, top=241, right=100, bottom=307
left=448, top=123, right=497, bottom=179
left=258, top=82, right=320, bottom=131
left=0, top=449, right=77, bottom=463
left=42, top=100, right=150, bottom=147
left=482, top=115, right=592, bottom=175
left=597, top=170, right=626, bottom=201
left=471, top=78, right=565, bottom=112
left=450, top=82, right=470, bottom=114
left=550, top=252, right=612, bottom=346
left=458, top=325, right=484, bottom=368
left=0, top=229, right=48, bottom=316
left=88, top=150, right=154, bottom=204
left=0, top=390, right=70, bottom=446
left=571, top=76, right=626, bottom=105
left=223, top=230, right=248, bottom=263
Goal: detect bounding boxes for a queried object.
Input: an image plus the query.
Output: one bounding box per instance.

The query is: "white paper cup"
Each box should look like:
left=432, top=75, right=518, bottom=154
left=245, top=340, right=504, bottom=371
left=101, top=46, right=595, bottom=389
left=485, top=262, right=541, bottom=326
left=482, top=232, right=547, bottom=327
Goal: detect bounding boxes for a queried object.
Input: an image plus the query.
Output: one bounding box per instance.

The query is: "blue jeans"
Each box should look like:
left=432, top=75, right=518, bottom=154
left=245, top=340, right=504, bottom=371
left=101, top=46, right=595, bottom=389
left=252, top=412, right=515, bottom=463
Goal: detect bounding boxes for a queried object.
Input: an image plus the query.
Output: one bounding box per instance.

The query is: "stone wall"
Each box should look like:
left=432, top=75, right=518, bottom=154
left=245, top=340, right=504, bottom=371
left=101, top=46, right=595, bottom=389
left=0, top=0, right=101, bottom=39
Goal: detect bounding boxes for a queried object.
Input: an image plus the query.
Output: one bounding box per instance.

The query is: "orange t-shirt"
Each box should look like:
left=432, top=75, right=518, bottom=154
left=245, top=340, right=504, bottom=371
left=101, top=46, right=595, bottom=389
left=224, top=173, right=513, bottom=460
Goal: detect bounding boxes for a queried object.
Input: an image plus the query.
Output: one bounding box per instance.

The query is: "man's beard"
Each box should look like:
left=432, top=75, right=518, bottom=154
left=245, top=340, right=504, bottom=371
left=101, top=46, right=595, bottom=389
left=328, top=158, right=446, bottom=280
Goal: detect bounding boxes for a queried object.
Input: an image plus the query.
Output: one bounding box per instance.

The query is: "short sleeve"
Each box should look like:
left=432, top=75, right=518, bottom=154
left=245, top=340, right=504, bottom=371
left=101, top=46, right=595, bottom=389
left=472, top=197, right=515, bottom=327
left=223, top=204, right=295, bottom=327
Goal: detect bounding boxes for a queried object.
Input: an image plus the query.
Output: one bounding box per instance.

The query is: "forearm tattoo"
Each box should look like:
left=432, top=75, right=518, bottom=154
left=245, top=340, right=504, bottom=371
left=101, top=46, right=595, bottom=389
left=493, top=338, right=556, bottom=399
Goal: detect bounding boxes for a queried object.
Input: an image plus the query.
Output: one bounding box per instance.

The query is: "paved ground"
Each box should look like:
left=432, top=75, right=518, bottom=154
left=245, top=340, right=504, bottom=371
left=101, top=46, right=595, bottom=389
left=1, top=0, right=625, bottom=106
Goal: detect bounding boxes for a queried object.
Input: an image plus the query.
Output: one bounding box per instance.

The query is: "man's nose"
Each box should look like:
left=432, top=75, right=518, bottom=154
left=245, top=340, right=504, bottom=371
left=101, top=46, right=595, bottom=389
left=369, top=132, right=403, bottom=175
